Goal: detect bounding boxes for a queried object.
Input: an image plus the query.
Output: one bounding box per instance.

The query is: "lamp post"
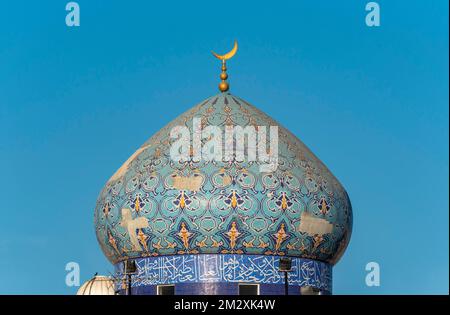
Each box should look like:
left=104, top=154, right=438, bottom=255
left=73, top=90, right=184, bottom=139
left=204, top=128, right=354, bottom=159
left=123, top=260, right=137, bottom=296
left=279, top=257, right=292, bottom=295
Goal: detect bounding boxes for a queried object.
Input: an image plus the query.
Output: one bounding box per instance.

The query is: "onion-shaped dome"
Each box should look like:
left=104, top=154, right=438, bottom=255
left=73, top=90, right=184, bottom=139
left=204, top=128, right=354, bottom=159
left=94, top=92, right=352, bottom=265
left=76, top=275, right=115, bottom=295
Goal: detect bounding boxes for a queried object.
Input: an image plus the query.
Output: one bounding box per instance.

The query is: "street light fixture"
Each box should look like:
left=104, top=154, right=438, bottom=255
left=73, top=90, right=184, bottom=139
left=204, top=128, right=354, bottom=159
left=123, top=260, right=137, bottom=295
left=279, top=257, right=292, bottom=295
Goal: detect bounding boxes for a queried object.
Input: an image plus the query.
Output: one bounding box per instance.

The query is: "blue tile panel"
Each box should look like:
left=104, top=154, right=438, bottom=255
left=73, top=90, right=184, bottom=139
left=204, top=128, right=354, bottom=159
left=115, top=254, right=332, bottom=293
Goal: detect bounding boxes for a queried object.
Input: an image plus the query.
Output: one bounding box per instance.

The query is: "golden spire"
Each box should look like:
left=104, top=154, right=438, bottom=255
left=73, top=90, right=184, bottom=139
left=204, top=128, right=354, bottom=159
left=212, top=41, right=238, bottom=92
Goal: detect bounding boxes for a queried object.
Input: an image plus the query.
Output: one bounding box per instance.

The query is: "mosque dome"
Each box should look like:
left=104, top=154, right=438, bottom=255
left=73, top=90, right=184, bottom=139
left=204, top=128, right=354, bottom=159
left=94, top=92, right=352, bottom=266
left=76, top=275, right=115, bottom=295
left=93, top=42, right=353, bottom=295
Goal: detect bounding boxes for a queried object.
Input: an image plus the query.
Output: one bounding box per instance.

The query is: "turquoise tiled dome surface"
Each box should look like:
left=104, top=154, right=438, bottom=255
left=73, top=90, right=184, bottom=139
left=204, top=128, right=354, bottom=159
left=94, top=93, right=352, bottom=265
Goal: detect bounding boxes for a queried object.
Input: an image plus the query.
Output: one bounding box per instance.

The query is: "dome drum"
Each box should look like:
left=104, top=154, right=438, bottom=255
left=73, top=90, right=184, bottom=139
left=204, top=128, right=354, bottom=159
left=114, top=254, right=332, bottom=295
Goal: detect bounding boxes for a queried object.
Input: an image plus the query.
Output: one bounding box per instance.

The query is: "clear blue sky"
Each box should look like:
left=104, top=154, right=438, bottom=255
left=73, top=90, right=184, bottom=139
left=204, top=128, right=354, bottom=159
left=0, top=0, right=448, bottom=294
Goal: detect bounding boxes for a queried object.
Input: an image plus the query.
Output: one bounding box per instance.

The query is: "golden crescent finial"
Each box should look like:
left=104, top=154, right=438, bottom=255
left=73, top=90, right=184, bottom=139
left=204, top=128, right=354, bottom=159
left=212, top=41, right=238, bottom=92
left=212, top=41, right=238, bottom=61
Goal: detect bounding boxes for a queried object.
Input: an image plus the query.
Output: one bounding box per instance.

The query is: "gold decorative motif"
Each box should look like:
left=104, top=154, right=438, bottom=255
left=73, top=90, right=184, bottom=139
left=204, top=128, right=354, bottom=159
left=165, top=241, right=177, bottom=249
left=211, top=237, right=223, bottom=248
left=274, top=223, right=288, bottom=252
left=152, top=239, right=163, bottom=250
left=177, top=222, right=192, bottom=250
left=226, top=221, right=240, bottom=249
left=134, top=197, right=141, bottom=213
left=196, top=236, right=208, bottom=248
left=313, top=235, right=324, bottom=250
left=137, top=229, right=149, bottom=253
left=179, top=191, right=186, bottom=209
left=258, top=238, right=270, bottom=248
left=243, top=237, right=255, bottom=248
left=230, top=191, right=238, bottom=209
left=281, top=193, right=288, bottom=211
left=319, top=198, right=330, bottom=215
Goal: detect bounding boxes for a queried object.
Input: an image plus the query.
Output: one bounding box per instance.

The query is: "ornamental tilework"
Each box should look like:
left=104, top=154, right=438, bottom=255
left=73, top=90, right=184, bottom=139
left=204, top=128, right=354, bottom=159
left=95, top=93, right=352, bottom=265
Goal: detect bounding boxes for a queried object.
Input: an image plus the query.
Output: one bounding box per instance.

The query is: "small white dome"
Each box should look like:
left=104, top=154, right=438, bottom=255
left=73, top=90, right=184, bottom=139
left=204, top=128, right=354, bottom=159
left=76, top=275, right=115, bottom=295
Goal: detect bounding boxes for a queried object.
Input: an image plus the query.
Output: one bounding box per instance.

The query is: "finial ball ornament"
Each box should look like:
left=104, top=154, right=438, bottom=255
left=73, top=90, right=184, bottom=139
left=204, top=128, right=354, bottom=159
left=219, top=81, right=229, bottom=92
